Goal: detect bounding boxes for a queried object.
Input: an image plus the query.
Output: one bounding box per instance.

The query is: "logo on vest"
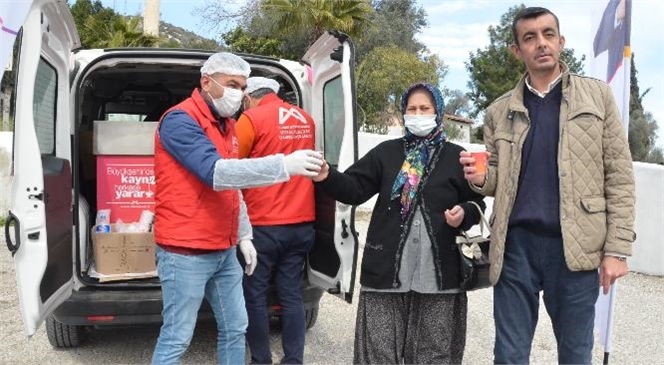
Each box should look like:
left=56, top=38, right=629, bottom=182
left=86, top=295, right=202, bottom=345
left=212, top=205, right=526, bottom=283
left=279, top=107, right=308, bottom=125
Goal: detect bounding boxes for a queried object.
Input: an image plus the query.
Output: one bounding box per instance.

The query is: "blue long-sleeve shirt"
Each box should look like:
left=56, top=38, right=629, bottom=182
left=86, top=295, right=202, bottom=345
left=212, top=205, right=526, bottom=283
left=158, top=109, right=224, bottom=188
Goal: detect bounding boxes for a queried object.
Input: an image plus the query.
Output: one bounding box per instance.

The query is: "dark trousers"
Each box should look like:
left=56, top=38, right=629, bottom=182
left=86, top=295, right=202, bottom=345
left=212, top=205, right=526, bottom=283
left=243, top=223, right=315, bottom=365
left=494, top=226, right=599, bottom=365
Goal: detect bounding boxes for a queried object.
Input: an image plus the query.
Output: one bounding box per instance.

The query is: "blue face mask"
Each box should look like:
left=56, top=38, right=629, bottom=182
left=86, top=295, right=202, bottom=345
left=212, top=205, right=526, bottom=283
left=403, top=114, right=437, bottom=136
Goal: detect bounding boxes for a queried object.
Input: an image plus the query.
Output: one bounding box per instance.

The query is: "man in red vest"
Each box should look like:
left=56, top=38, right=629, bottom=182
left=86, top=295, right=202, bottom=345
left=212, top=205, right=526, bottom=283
left=235, top=77, right=317, bottom=365
left=152, top=54, right=323, bottom=365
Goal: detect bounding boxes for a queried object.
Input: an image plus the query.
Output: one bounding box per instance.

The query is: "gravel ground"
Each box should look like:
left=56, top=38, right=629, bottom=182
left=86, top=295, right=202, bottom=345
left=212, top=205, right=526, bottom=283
left=1, top=211, right=663, bottom=364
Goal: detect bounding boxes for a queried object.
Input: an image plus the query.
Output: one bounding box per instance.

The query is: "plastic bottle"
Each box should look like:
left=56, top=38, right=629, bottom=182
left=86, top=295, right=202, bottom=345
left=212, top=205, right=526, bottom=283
left=95, top=209, right=111, bottom=233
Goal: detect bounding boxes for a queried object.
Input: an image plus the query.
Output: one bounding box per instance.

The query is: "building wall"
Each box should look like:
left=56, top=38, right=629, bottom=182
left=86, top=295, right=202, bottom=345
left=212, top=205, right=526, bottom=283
left=449, top=120, right=471, bottom=143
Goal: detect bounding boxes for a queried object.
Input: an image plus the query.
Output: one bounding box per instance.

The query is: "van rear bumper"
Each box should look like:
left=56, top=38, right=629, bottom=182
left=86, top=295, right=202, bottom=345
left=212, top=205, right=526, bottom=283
left=52, top=288, right=166, bottom=326
left=53, top=286, right=324, bottom=326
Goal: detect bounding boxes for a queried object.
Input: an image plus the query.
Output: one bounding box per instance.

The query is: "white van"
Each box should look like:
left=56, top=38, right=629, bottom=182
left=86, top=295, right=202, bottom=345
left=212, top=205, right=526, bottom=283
left=5, top=0, right=359, bottom=348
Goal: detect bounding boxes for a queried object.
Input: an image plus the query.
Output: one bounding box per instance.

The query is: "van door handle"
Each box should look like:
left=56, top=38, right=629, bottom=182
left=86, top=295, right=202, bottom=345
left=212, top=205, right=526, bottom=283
left=28, top=191, right=48, bottom=203
left=340, top=219, right=349, bottom=239
left=4, top=211, right=20, bottom=256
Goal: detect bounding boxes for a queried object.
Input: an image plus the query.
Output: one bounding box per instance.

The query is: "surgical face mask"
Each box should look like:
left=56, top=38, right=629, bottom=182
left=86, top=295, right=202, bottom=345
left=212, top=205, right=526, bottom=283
left=403, top=114, right=438, bottom=137
left=207, top=77, right=244, bottom=117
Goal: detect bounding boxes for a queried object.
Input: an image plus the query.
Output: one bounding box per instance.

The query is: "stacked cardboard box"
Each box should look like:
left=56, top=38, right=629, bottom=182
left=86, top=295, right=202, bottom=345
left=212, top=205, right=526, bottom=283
left=92, top=121, right=158, bottom=279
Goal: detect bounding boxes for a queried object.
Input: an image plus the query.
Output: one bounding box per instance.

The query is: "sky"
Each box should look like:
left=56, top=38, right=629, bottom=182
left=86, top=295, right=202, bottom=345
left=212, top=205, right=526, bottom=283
left=103, top=0, right=664, bottom=145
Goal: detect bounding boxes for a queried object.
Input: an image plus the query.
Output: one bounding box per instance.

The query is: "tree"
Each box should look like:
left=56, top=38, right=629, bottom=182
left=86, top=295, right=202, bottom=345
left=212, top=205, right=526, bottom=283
left=206, top=0, right=426, bottom=62
left=262, top=0, right=373, bottom=47
left=83, top=16, right=161, bottom=48
left=443, top=89, right=472, bottom=117
left=354, top=0, right=428, bottom=62
left=206, top=0, right=372, bottom=58
left=221, top=28, right=284, bottom=57
left=465, top=4, right=585, bottom=118
left=69, top=0, right=121, bottom=48
left=628, top=54, right=663, bottom=163
left=357, top=45, right=446, bottom=132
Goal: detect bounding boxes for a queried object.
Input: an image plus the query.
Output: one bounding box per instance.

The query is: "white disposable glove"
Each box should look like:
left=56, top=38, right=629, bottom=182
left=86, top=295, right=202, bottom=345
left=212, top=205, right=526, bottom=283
left=283, top=150, right=323, bottom=178
left=238, top=239, right=257, bottom=276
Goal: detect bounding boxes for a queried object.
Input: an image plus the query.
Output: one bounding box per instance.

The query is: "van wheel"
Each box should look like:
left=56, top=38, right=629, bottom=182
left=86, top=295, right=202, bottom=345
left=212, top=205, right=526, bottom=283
left=45, top=315, right=83, bottom=348
left=305, top=308, right=318, bottom=330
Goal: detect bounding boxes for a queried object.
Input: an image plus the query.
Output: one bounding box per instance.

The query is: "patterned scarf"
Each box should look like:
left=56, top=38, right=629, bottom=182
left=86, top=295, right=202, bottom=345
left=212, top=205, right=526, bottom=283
left=391, top=83, right=446, bottom=220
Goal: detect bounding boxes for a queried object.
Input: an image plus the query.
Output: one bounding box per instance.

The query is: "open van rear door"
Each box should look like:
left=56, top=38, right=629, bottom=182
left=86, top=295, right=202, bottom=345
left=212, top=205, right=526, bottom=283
left=303, top=31, right=359, bottom=303
left=6, top=0, right=80, bottom=337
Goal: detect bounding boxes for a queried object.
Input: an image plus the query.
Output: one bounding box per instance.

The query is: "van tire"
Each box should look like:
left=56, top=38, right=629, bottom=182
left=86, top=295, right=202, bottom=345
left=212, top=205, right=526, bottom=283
left=304, top=308, right=318, bottom=330
left=46, top=315, right=83, bottom=348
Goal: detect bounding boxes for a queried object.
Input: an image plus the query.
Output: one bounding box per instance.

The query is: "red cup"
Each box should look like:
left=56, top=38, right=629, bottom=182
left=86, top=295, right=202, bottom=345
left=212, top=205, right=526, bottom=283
left=470, top=151, right=488, bottom=175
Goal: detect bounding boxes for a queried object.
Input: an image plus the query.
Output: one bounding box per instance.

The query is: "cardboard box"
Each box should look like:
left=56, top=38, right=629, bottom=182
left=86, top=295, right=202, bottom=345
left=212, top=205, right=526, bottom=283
left=92, top=225, right=156, bottom=277
left=97, top=155, right=155, bottom=223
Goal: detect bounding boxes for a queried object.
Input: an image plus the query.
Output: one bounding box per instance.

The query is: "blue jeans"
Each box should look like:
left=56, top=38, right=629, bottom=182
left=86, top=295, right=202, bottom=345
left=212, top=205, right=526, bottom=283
left=152, top=246, right=248, bottom=365
left=242, top=223, right=315, bottom=365
left=494, top=227, right=599, bottom=365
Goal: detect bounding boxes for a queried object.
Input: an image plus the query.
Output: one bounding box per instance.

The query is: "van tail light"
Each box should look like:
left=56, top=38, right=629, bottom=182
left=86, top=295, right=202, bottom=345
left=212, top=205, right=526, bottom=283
left=87, top=315, right=115, bottom=322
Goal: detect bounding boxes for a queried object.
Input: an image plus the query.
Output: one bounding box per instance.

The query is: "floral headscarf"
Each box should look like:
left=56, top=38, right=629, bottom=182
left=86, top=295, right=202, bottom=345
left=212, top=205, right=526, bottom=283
left=391, top=82, right=446, bottom=220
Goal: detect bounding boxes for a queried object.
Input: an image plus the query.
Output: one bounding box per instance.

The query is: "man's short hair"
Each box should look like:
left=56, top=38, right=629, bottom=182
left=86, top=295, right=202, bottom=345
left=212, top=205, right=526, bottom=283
left=512, top=7, right=560, bottom=45
left=248, top=88, right=276, bottom=99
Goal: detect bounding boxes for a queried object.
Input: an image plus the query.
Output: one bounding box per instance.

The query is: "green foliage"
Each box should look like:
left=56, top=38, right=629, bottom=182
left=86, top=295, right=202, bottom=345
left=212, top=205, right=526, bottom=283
left=82, top=16, right=161, bottom=48
left=628, top=54, right=663, bottom=163
left=69, top=0, right=121, bottom=48
left=465, top=4, right=585, bottom=118
left=182, top=38, right=224, bottom=51
left=217, top=0, right=368, bottom=59
left=357, top=45, right=446, bottom=131
left=443, top=89, right=472, bottom=117
left=158, top=38, right=183, bottom=49
left=0, top=116, right=14, bottom=132
left=354, top=0, right=428, bottom=62
left=471, top=126, right=484, bottom=143
left=216, top=0, right=426, bottom=63
left=221, top=28, right=285, bottom=57
left=262, top=0, right=373, bottom=46
left=71, top=0, right=214, bottom=50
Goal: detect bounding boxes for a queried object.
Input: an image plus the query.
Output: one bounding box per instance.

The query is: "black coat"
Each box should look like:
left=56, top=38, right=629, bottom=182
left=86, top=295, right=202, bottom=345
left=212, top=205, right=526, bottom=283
left=317, top=139, right=486, bottom=290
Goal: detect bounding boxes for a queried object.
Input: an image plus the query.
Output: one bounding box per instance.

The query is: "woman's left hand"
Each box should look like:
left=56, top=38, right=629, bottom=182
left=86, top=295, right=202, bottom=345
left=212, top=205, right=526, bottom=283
left=444, top=205, right=465, bottom=228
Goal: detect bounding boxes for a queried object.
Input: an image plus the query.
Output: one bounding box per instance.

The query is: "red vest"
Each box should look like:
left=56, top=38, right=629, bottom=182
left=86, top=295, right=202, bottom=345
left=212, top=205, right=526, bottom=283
left=241, top=94, right=315, bottom=225
left=154, top=89, right=239, bottom=250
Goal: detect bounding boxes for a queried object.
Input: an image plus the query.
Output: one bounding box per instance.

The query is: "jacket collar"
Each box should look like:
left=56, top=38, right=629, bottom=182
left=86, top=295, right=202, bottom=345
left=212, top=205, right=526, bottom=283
left=508, top=62, right=570, bottom=113
left=257, top=93, right=282, bottom=106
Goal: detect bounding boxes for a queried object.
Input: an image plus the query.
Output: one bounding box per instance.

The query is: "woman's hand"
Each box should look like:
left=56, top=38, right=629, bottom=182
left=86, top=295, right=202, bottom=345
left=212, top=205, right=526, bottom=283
left=444, top=205, right=465, bottom=228
left=312, top=160, right=330, bottom=182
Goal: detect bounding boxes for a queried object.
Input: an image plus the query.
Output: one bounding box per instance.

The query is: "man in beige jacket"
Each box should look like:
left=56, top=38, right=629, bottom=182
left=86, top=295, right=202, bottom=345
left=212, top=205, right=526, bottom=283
left=460, top=6, right=635, bottom=365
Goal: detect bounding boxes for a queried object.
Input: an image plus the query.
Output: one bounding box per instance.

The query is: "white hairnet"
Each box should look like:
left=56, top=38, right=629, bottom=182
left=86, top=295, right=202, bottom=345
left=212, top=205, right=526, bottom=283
left=246, top=77, right=280, bottom=95
left=200, top=52, right=251, bottom=78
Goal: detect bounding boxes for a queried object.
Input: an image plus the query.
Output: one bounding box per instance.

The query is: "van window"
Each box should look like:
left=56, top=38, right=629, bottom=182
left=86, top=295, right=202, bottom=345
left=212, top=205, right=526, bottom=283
left=106, top=113, right=147, bottom=122
left=323, top=76, right=344, bottom=166
left=33, top=58, right=58, bottom=155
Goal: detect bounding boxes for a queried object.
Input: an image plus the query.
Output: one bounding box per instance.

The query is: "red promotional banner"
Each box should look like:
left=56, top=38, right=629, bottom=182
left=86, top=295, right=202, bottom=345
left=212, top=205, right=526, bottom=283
left=97, top=156, right=155, bottom=223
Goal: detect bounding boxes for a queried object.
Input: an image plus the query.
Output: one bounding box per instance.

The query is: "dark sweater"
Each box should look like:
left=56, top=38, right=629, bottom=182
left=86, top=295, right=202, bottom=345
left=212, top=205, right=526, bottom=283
left=317, top=140, right=486, bottom=290
left=508, top=82, right=562, bottom=236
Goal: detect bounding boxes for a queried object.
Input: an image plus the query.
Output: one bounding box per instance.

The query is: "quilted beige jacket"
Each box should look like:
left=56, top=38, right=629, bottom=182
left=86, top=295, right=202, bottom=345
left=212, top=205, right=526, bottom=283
left=475, top=64, right=636, bottom=285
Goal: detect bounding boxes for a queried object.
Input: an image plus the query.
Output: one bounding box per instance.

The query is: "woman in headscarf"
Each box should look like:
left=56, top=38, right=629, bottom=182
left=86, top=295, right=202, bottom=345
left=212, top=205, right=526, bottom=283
left=313, top=82, right=485, bottom=364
